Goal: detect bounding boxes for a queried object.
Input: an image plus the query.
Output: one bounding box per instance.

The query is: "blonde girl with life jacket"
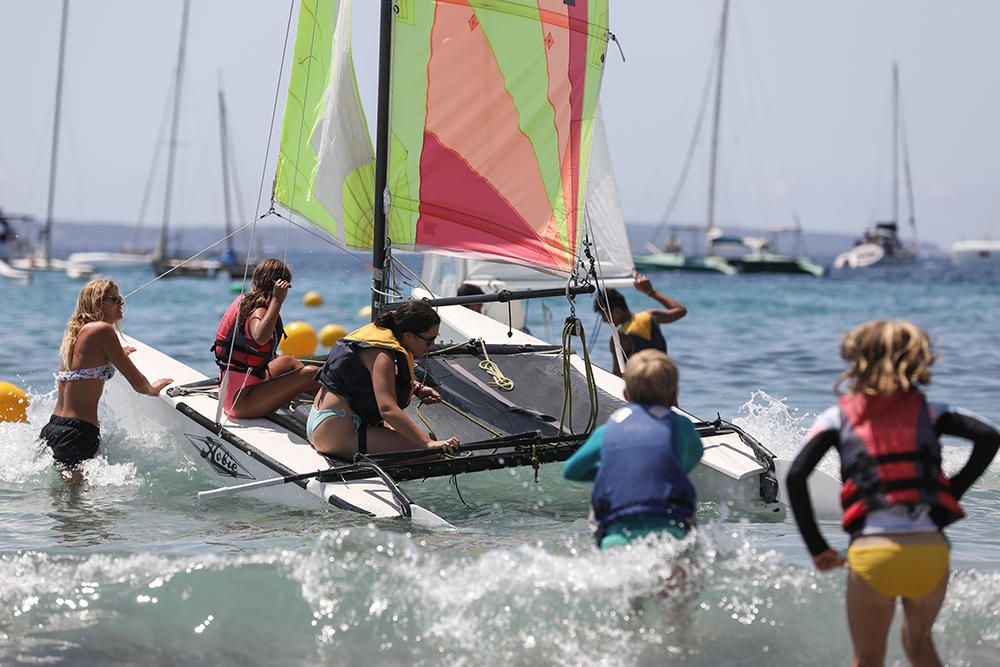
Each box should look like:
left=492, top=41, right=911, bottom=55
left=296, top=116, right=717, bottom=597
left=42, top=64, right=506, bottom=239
left=213, top=259, right=319, bottom=419
left=786, top=320, right=998, bottom=667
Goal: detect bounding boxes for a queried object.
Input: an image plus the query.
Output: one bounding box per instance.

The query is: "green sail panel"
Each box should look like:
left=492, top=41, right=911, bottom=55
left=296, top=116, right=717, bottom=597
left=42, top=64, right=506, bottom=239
left=274, top=0, right=375, bottom=248
left=388, top=0, right=609, bottom=272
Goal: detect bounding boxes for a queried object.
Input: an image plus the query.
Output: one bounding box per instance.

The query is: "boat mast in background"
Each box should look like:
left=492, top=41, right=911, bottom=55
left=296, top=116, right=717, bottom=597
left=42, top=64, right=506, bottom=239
left=896, top=62, right=918, bottom=251
left=42, top=0, right=69, bottom=266
left=705, top=0, right=729, bottom=256
left=218, top=77, right=235, bottom=256
left=157, top=0, right=190, bottom=263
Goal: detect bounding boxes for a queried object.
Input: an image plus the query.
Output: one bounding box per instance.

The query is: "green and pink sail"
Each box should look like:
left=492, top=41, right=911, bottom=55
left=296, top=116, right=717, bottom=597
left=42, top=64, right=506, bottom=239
left=276, top=0, right=610, bottom=274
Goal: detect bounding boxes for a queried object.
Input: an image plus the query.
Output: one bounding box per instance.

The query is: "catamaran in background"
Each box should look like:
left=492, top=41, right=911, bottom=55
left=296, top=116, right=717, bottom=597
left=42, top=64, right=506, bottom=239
left=634, top=0, right=822, bottom=277
left=835, top=63, right=919, bottom=269
left=107, top=0, right=839, bottom=525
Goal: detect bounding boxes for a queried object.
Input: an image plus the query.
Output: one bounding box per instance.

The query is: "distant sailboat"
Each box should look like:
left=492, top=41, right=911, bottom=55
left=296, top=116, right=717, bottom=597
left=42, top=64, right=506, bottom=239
left=9, top=0, right=94, bottom=280
left=634, top=0, right=820, bottom=276
left=834, top=63, right=918, bottom=269
left=150, top=0, right=221, bottom=278
left=214, top=78, right=258, bottom=277
left=634, top=0, right=736, bottom=275
left=729, top=218, right=825, bottom=277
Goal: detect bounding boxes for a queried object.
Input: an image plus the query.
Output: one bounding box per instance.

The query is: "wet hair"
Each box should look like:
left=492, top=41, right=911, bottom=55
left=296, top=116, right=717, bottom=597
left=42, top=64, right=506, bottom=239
left=837, top=320, right=937, bottom=395
left=60, top=278, right=120, bottom=368
left=374, top=300, right=440, bottom=338
left=623, top=349, right=678, bottom=406
left=457, top=283, right=484, bottom=298
left=238, top=258, right=292, bottom=325
left=593, top=287, right=628, bottom=314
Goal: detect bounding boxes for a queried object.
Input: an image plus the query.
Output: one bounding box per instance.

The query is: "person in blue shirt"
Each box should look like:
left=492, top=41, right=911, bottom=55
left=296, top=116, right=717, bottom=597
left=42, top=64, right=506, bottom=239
left=563, top=349, right=703, bottom=548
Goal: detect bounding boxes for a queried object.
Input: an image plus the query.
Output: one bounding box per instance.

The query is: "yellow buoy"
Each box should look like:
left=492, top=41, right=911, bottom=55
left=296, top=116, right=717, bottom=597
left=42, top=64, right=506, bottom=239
left=280, top=321, right=318, bottom=357
left=0, top=381, right=29, bottom=423
left=357, top=305, right=372, bottom=318
left=303, top=291, right=323, bottom=307
left=319, top=323, right=347, bottom=348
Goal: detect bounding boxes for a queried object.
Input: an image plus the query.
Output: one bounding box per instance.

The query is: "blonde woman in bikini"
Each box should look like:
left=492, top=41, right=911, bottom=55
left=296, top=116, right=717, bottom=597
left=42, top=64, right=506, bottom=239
left=787, top=320, right=999, bottom=666
left=40, top=279, right=173, bottom=466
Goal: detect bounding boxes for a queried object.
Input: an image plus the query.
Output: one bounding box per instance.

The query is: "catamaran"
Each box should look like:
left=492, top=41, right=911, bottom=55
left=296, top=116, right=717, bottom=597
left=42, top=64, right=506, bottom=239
left=634, top=0, right=821, bottom=277
left=107, top=0, right=839, bottom=525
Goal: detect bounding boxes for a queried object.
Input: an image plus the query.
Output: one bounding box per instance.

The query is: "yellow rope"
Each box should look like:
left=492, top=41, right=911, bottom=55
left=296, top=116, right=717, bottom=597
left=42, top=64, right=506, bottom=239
left=477, top=339, right=514, bottom=391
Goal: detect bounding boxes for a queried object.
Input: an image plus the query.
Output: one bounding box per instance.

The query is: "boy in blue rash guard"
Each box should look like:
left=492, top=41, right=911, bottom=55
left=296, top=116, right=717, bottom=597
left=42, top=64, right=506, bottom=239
left=563, top=349, right=703, bottom=548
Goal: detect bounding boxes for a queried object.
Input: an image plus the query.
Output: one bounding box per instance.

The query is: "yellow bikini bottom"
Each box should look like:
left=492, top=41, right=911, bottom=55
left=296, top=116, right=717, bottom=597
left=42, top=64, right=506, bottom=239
left=847, top=540, right=950, bottom=599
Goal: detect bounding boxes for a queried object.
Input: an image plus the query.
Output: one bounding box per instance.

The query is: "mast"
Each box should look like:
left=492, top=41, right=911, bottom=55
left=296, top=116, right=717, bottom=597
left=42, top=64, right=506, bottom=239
left=217, top=74, right=234, bottom=253
left=897, top=65, right=918, bottom=250
left=706, top=0, right=730, bottom=255
left=370, top=0, right=394, bottom=317
left=158, top=0, right=191, bottom=260
left=43, top=0, right=70, bottom=265
left=891, top=62, right=899, bottom=226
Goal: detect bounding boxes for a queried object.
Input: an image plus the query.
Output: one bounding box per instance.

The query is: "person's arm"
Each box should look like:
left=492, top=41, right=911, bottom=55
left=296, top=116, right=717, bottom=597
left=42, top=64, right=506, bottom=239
left=365, top=350, right=457, bottom=449
left=563, top=426, right=605, bottom=481
left=934, top=408, right=1000, bottom=498
left=634, top=272, right=687, bottom=324
left=786, top=427, right=840, bottom=562
left=247, top=279, right=289, bottom=345
left=97, top=325, right=172, bottom=396
left=608, top=338, right=622, bottom=377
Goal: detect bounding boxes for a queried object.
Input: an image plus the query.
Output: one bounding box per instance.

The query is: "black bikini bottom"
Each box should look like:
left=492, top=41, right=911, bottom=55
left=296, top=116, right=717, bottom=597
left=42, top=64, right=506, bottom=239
left=39, top=415, right=101, bottom=466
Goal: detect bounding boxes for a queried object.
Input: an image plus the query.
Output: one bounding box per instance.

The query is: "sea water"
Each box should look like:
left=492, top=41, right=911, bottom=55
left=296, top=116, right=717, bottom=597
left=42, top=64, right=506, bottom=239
left=1, top=255, right=998, bottom=666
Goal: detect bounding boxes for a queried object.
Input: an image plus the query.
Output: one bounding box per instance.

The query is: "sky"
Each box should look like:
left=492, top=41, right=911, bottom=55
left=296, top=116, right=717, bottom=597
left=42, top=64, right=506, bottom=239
left=2, top=1, right=999, bottom=251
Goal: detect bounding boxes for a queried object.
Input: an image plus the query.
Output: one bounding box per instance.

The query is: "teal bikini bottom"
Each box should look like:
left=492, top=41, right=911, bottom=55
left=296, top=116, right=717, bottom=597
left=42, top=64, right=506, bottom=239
left=306, top=407, right=362, bottom=440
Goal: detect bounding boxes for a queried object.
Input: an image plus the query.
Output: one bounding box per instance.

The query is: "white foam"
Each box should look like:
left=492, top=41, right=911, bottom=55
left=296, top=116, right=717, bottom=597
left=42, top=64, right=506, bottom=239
left=732, top=390, right=840, bottom=475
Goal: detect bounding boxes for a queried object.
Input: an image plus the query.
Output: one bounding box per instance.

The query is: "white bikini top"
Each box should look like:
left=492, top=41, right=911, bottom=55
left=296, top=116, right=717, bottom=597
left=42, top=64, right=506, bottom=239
left=55, top=363, right=116, bottom=382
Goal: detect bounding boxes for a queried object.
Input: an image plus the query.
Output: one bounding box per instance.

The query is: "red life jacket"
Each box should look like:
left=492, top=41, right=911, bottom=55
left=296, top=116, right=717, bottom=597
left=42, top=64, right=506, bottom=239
left=212, top=295, right=284, bottom=379
left=837, top=391, right=964, bottom=534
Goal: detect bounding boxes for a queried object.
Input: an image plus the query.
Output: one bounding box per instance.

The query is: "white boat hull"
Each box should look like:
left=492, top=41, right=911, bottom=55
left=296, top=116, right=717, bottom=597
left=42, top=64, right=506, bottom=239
left=951, top=240, right=1000, bottom=266
left=10, top=256, right=96, bottom=278
left=104, top=337, right=443, bottom=522
left=0, top=258, right=31, bottom=281
left=67, top=251, right=154, bottom=270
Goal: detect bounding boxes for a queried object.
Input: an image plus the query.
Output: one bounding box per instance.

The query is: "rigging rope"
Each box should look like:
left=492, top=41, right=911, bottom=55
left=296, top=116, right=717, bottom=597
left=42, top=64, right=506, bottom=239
left=559, top=318, right=599, bottom=438
left=477, top=339, right=514, bottom=392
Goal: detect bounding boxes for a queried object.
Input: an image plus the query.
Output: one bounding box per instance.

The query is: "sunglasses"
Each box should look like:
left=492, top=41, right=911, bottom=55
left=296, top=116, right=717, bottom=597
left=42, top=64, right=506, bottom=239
left=415, top=332, right=437, bottom=345
left=104, top=295, right=125, bottom=305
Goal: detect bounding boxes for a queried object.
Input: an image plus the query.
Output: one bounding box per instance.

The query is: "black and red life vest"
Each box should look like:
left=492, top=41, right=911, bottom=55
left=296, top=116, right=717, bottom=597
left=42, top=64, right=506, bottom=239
left=837, top=390, right=964, bottom=534
left=315, top=323, right=415, bottom=427
left=212, top=295, right=285, bottom=379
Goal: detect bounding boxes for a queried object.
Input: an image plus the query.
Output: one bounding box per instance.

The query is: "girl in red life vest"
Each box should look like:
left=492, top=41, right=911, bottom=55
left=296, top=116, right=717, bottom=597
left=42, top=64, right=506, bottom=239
left=787, top=320, right=998, bottom=667
left=213, top=258, right=319, bottom=418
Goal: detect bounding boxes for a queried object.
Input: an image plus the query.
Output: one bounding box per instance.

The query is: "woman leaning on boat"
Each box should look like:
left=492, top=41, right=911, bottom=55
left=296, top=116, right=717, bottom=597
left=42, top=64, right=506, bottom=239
left=308, top=301, right=459, bottom=458
left=40, top=279, right=172, bottom=466
left=786, top=320, right=999, bottom=667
